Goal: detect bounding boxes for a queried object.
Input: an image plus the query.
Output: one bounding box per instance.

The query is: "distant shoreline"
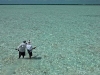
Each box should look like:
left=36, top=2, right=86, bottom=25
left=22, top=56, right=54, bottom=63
left=0, top=4, right=100, bottom=5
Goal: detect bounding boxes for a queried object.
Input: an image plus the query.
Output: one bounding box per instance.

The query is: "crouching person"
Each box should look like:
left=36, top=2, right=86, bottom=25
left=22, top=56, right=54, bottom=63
left=17, top=41, right=27, bottom=59
left=26, top=40, right=36, bottom=59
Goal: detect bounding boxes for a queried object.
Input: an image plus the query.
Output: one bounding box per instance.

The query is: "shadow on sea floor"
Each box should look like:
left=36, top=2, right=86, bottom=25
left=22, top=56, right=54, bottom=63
left=24, top=56, right=42, bottom=60
left=82, top=15, right=100, bottom=17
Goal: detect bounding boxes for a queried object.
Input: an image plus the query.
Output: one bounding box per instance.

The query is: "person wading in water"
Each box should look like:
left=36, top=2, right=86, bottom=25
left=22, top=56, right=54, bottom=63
left=16, top=41, right=27, bottom=59
left=26, top=40, right=36, bottom=59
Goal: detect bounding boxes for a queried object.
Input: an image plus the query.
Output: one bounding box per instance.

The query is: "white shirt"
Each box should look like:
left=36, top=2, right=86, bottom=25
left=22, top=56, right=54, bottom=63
left=26, top=44, right=32, bottom=51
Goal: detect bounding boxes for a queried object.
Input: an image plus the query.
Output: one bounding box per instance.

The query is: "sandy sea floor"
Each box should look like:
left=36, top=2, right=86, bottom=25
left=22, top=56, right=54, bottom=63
left=0, top=5, right=100, bottom=75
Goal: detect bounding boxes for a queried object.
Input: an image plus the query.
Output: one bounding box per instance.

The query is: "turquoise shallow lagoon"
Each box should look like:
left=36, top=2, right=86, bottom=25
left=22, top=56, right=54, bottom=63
left=0, top=5, right=100, bottom=75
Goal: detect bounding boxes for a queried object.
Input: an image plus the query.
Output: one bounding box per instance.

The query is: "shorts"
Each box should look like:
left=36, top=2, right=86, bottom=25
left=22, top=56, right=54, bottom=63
left=27, top=50, right=32, bottom=56
left=19, top=52, right=25, bottom=56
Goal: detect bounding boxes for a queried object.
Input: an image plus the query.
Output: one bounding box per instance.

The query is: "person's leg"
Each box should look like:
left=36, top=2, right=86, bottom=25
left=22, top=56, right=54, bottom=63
left=31, top=52, right=32, bottom=56
left=28, top=52, right=31, bottom=59
left=29, top=52, right=32, bottom=59
left=29, top=55, right=31, bottom=59
left=27, top=50, right=31, bottom=58
left=22, top=52, right=25, bottom=58
left=19, top=52, right=21, bottom=58
left=22, top=55, right=24, bottom=58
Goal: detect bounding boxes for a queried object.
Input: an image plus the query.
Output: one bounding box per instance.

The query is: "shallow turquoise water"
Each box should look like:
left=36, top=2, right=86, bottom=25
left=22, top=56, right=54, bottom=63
left=0, top=5, right=100, bottom=75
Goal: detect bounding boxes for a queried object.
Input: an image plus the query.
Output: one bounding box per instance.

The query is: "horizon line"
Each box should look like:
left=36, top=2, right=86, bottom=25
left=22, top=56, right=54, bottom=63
left=0, top=4, right=100, bottom=5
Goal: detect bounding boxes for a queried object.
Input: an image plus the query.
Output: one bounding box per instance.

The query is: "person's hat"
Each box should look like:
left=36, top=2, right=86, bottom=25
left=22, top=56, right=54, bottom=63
left=28, top=40, right=31, bottom=43
left=28, top=41, right=31, bottom=43
left=23, top=40, right=26, bottom=43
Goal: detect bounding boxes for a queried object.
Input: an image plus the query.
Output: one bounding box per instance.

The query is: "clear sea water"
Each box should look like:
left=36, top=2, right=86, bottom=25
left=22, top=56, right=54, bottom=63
left=0, top=5, right=100, bottom=75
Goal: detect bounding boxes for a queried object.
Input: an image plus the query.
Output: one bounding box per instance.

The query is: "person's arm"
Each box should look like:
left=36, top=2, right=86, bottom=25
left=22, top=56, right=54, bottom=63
left=17, top=44, right=21, bottom=49
left=32, top=46, right=36, bottom=50
left=15, top=43, right=22, bottom=51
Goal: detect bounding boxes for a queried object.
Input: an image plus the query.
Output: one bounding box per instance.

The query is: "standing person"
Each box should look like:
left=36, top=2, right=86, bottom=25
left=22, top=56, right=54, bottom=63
left=26, top=40, right=36, bottom=59
left=17, top=41, right=27, bottom=58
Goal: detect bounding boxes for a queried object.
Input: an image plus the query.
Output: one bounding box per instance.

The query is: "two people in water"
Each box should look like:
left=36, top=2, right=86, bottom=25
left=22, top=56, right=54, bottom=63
left=16, top=40, right=36, bottom=59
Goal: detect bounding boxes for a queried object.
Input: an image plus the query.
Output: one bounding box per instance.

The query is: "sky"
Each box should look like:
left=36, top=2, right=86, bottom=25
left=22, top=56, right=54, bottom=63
left=0, top=0, right=100, bottom=4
